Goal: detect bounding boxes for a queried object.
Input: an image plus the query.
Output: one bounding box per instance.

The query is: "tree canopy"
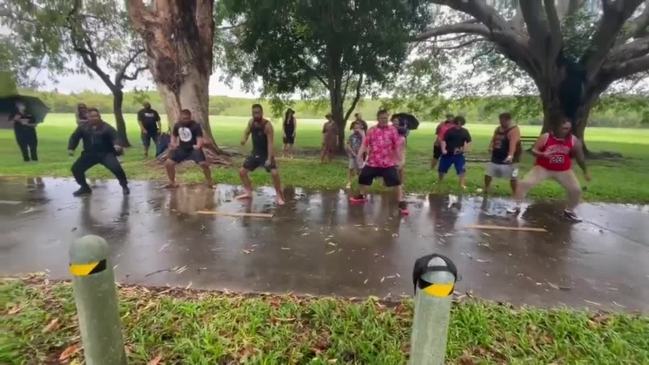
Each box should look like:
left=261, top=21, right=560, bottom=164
left=220, top=0, right=431, bottom=145
left=414, top=0, right=649, bottom=147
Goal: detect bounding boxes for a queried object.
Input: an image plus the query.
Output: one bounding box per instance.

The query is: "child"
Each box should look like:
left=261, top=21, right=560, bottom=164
left=391, top=115, right=408, bottom=184
left=345, top=121, right=365, bottom=188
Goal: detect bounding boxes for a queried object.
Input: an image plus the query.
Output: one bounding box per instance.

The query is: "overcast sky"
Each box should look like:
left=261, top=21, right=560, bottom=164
left=34, top=68, right=257, bottom=97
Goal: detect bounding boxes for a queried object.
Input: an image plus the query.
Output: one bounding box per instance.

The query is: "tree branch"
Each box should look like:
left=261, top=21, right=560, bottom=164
left=415, top=21, right=491, bottom=41
left=582, top=0, right=645, bottom=75
left=434, top=37, right=484, bottom=50
left=122, top=66, right=148, bottom=81
left=623, top=0, right=649, bottom=39
left=114, top=48, right=146, bottom=85
left=603, top=53, right=649, bottom=79
left=607, top=35, right=649, bottom=63
left=297, top=57, right=329, bottom=89
left=519, top=1, right=549, bottom=45
left=344, top=74, right=363, bottom=122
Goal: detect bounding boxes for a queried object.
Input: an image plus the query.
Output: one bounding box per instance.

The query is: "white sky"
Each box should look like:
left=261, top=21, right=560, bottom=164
left=34, top=68, right=257, bottom=97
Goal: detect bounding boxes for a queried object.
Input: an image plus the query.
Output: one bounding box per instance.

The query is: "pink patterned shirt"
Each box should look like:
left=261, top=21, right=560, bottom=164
left=364, top=124, right=401, bottom=168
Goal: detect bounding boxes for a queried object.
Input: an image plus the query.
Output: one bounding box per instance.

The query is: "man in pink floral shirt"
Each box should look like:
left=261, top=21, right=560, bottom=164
left=350, top=109, right=408, bottom=215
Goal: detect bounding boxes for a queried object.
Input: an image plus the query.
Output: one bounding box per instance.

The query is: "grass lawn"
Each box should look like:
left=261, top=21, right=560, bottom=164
left=2, top=277, right=648, bottom=364
left=1, top=113, right=649, bottom=203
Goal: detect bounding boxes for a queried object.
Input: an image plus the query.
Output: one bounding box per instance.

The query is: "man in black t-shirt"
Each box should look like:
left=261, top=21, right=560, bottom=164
left=164, top=109, right=213, bottom=188
left=137, top=102, right=161, bottom=157
left=439, top=116, right=472, bottom=189
left=10, top=101, right=38, bottom=162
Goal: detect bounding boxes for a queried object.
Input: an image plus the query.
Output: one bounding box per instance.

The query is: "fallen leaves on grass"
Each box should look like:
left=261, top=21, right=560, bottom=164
left=42, top=318, right=60, bottom=333
left=147, top=354, right=163, bottom=365
left=59, top=343, right=80, bottom=362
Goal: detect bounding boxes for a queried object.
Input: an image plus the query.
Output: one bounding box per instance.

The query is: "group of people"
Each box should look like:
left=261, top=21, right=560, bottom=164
left=10, top=98, right=589, bottom=221
left=429, top=112, right=590, bottom=221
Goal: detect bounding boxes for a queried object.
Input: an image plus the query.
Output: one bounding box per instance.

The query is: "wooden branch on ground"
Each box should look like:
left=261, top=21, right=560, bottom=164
left=196, top=211, right=273, bottom=218
left=464, top=224, right=548, bottom=233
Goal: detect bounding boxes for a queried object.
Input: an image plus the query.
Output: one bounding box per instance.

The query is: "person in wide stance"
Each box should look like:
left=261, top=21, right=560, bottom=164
left=68, top=108, right=129, bottom=196
left=508, top=118, right=591, bottom=222
left=484, top=112, right=522, bottom=195
left=350, top=109, right=408, bottom=215
left=164, top=109, right=214, bottom=188
left=236, top=104, right=285, bottom=205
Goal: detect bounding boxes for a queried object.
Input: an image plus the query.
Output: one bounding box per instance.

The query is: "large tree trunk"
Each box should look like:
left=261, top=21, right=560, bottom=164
left=127, top=0, right=215, bottom=141
left=328, top=74, right=347, bottom=153
left=112, top=89, right=130, bottom=147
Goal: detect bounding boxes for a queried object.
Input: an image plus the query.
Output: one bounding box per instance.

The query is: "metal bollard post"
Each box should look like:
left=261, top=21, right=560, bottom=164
left=409, top=254, right=458, bottom=365
left=69, top=235, right=127, bottom=365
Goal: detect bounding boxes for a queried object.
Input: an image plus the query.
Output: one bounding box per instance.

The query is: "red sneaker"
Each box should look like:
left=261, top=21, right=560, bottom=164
left=399, top=201, right=409, bottom=216
left=349, top=194, right=367, bottom=204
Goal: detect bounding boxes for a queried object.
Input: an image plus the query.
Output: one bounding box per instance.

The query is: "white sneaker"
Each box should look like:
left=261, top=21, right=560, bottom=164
left=563, top=209, right=582, bottom=222
left=506, top=205, right=521, bottom=214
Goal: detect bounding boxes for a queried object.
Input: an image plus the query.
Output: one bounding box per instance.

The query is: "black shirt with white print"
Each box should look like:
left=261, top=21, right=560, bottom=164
left=172, top=120, right=203, bottom=150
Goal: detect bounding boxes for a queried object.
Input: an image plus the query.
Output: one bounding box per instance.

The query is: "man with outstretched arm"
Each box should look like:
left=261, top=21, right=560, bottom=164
left=164, top=109, right=214, bottom=188
left=68, top=108, right=129, bottom=196
left=236, top=104, right=285, bottom=206
left=508, top=118, right=591, bottom=222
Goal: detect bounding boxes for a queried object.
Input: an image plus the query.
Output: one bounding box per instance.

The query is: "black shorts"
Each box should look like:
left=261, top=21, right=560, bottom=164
left=170, top=148, right=206, bottom=164
left=141, top=130, right=159, bottom=147
left=433, top=144, right=443, bottom=159
left=283, top=135, right=295, bottom=144
left=243, top=154, right=277, bottom=172
left=358, top=166, right=401, bottom=187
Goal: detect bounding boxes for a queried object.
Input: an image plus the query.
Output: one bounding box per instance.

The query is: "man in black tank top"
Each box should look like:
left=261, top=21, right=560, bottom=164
left=484, top=112, right=521, bottom=195
left=236, top=104, right=285, bottom=205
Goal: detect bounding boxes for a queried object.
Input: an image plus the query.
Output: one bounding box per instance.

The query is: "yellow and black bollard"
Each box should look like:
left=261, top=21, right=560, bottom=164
left=69, top=235, right=127, bottom=365
left=409, top=254, right=457, bottom=365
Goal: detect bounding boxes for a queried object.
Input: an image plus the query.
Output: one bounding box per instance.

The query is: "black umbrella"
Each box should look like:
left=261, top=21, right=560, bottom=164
left=393, top=112, right=419, bottom=130
left=0, top=95, right=50, bottom=124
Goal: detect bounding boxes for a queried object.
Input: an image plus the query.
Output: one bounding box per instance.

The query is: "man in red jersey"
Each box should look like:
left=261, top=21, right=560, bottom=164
left=508, top=118, right=591, bottom=222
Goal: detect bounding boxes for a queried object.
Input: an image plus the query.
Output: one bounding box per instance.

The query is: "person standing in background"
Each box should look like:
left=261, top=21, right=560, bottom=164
left=353, top=112, right=368, bottom=132
left=10, top=101, right=38, bottom=162
left=391, top=114, right=409, bottom=184
left=137, top=102, right=162, bottom=157
left=432, top=114, right=455, bottom=169
left=76, top=103, right=89, bottom=125
left=282, top=108, right=297, bottom=159
left=345, top=121, right=365, bottom=189
left=321, top=113, right=338, bottom=163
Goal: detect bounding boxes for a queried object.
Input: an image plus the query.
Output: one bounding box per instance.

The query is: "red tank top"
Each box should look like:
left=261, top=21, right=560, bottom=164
left=536, top=134, right=574, bottom=171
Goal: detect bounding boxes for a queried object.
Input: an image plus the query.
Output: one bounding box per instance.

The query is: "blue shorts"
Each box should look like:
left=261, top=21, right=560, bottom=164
left=438, top=154, right=466, bottom=175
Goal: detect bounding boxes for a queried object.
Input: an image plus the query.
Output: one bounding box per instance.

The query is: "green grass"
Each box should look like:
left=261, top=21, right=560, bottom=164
left=2, top=113, right=649, bottom=203
left=1, top=277, right=648, bottom=364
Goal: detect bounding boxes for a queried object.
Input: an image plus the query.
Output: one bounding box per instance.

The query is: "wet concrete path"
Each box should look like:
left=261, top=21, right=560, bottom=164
left=1, top=177, right=648, bottom=313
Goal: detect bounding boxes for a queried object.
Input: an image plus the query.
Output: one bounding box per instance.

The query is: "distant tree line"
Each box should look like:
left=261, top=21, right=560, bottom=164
left=22, top=89, right=649, bottom=128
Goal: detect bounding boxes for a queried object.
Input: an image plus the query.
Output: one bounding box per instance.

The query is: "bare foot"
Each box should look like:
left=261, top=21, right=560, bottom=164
left=235, top=192, right=253, bottom=200
left=275, top=196, right=286, bottom=206
left=164, top=182, right=179, bottom=189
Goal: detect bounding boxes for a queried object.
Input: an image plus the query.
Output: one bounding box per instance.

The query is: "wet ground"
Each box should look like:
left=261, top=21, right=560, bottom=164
left=1, top=177, right=648, bottom=313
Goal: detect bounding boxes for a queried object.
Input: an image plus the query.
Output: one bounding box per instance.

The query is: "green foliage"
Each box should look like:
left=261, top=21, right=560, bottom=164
left=220, top=0, right=431, bottom=122
left=3, top=278, right=649, bottom=364
left=3, top=113, right=649, bottom=203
